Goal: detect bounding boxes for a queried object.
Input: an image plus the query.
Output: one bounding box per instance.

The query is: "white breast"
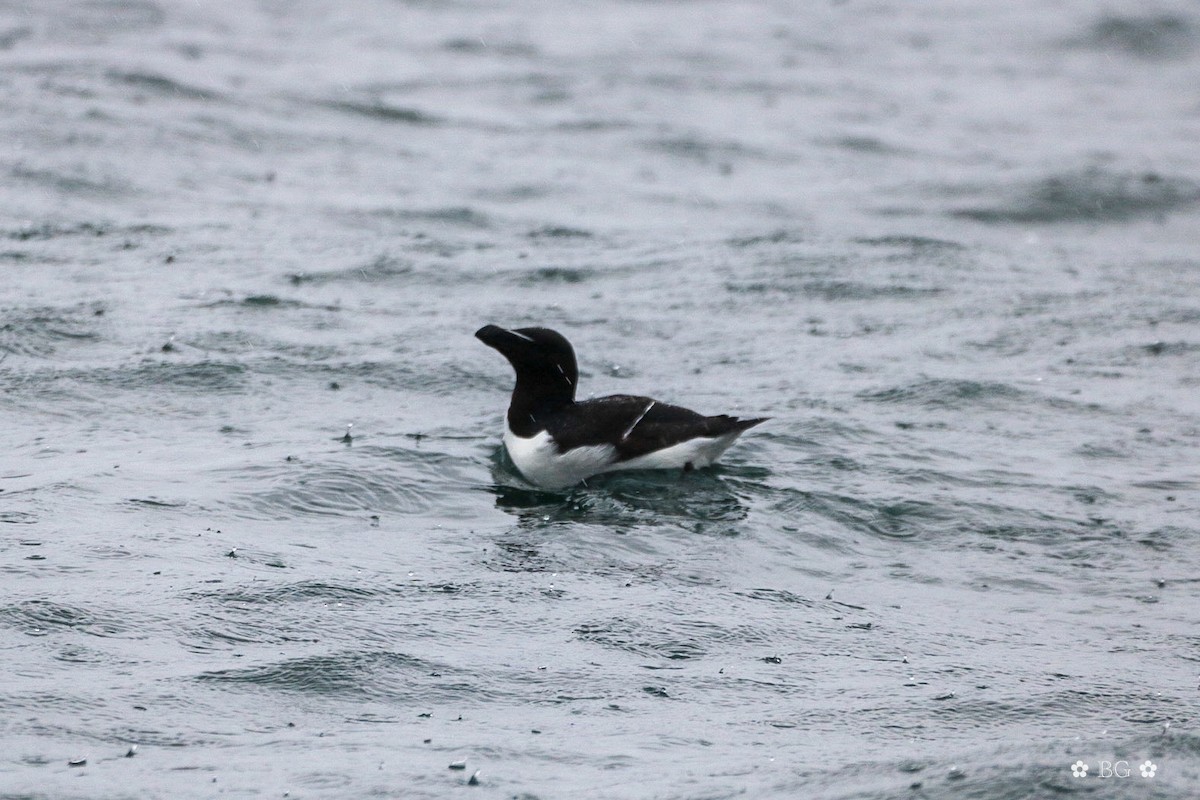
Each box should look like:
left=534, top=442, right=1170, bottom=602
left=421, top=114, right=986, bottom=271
left=503, top=426, right=618, bottom=490
left=502, top=426, right=747, bottom=489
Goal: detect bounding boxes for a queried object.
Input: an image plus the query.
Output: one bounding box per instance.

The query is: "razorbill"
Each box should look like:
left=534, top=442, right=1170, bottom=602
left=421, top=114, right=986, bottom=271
left=476, top=324, right=766, bottom=489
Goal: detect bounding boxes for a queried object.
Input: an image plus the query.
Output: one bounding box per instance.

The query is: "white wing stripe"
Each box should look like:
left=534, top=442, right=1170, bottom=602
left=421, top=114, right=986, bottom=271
left=622, top=401, right=655, bottom=440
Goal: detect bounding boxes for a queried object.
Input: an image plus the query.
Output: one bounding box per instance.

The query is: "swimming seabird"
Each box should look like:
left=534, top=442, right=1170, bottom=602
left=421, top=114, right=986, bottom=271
left=476, top=325, right=766, bottom=489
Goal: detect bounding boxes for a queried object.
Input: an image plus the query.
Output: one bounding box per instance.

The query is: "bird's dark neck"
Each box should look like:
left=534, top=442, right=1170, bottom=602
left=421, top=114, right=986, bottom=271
left=506, top=373, right=574, bottom=437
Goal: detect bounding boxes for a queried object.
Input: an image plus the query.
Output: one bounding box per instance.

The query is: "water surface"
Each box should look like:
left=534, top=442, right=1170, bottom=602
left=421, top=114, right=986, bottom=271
left=2, top=1, right=1198, bottom=798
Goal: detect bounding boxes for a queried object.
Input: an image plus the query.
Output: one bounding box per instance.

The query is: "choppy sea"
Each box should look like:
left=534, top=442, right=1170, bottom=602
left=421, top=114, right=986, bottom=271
left=3, top=1, right=1199, bottom=798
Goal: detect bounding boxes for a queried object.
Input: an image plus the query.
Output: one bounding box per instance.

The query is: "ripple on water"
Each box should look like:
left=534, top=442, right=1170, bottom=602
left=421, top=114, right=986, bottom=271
left=779, top=480, right=1123, bottom=555
left=929, top=680, right=1179, bottom=734
left=733, top=587, right=820, bottom=607
left=199, top=294, right=315, bottom=311
left=525, top=225, right=594, bottom=240
left=1078, top=12, right=1198, bottom=60
left=106, top=69, right=223, bottom=102
left=857, top=378, right=1032, bottom=409
left=364, top=205, right=491, bottom=228
left=952, top=167, right=1200, bottom=223
left=58, top=360, right=250, bottom=395
left=513, top=266, right=597, bottom=287
left=219, top=451, right=449, bottom=520
left=183, top=580, right=390, bottom=653
left=223, top=462, right=434, bottom=520
left=792, top=490, right=958, bottom=542
left=644, top=133, right=781, bottom=165
left=182, top=330, right=342, bottom=362
left=0, top=304, right=105, bottom=359
left=0, top=599, right=140, bottom=638
left=197, top=650, right=453, bottom=702
left=2, top=220, right=172, bottom=242
left=286, top=253, right=414, bottom=286
left=725, top=229, right=805, bottom=248
left=854, top=235, right=968, bottom=252
left=574, top=616, right=771, bottom=662
left=192, top=580, right=383, bottom=607
left=184, top=613, right=314, bottom=651
left=724, top=278, right=943, bottom=301
left=489, top=466, right=753, bottom=535
left=48, top=0, right=165, bottom=38
left=318, top=98, right=443, bottom=126
left=10, top=164, right=134, bottom=198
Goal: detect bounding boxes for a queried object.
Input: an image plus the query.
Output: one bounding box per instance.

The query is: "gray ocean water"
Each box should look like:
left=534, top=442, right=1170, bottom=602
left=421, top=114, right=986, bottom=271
left=3, top=1, right=1199, bottom=798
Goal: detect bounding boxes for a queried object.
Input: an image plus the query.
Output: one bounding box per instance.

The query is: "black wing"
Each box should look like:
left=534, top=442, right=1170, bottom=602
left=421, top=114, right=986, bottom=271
left=546, top=394, right=767, bottom=461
